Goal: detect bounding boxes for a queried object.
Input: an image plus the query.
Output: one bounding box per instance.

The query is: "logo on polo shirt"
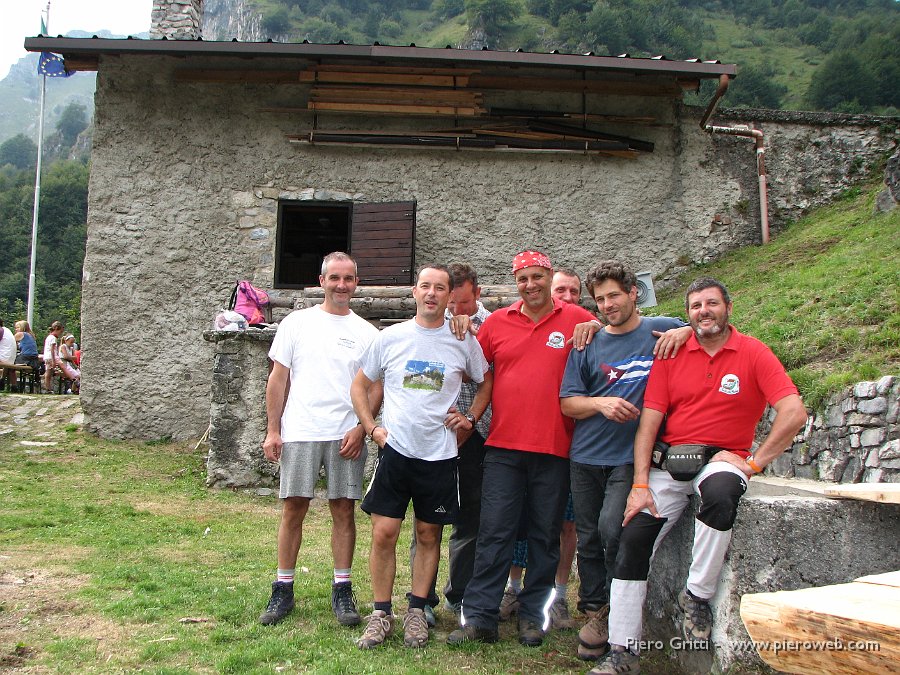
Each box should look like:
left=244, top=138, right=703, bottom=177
left=719, top=374, right=740, bottom=395
left=546, top=331, right=565, bottom=349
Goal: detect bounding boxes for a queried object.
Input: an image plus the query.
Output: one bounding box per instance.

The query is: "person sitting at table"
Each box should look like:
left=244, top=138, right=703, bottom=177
left=59, top=334, right=81, bottom=393
left=13, top=320, right=41, bottom=391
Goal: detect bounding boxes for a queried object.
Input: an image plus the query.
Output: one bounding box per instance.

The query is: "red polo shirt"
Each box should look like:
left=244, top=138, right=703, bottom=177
left=643, top=326, right=798, bottom=453
left=478, top=298, right=597, bottom=457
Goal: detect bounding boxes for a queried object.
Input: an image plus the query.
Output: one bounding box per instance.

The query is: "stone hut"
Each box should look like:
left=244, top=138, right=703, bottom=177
left=25, top=4, right=895, bottom=445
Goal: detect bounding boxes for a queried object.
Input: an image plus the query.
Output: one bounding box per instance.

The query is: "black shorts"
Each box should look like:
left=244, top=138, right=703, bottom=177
left=361, top=443, right=459, bottom=525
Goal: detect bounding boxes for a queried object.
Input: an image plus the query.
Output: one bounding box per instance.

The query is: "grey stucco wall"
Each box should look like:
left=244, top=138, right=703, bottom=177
left=80, top=54, right=896, bottom=440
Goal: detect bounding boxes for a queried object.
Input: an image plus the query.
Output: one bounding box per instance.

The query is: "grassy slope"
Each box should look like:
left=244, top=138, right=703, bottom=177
left=645, top=178, right=900, bottom=409
left=700, top=13, right=821, bottom=110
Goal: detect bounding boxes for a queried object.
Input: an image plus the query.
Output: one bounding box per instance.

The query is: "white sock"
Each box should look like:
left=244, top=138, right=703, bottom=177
left=276, top=568, right=294, bottom=583
left=334, top=568, right=351, bottom=585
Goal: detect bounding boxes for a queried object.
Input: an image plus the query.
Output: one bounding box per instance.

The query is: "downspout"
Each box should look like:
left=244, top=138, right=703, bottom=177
left=700, top=74, right=771, bottom=244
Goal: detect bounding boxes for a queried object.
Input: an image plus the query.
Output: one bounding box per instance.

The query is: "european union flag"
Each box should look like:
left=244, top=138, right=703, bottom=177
left=38, top=52, right=71, bottom=77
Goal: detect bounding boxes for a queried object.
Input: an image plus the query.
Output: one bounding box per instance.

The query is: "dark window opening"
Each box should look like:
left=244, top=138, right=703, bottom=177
left=275, top=202, right=351, bottom=288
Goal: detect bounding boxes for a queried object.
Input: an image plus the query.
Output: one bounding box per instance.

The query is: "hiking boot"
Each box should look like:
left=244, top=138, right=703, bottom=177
left=403, top=608, right=430, bottom=648
left=549, top=595, right=576, bottom=630
left=498, top=587, right=520, bottom=620
left=517, top=618, right=544, bottom=647
left=356, top=610, right=394, bottom=649
left=677, top=588, right=713, bottom=641
left=259, top=581, right=295, bottom=626
left=578, top=604, right=610, bottom=652
left=423, top=604, right=436, bottom=628
left=588, top=649, right=640, bottom=674
left=331, top=581, right=361, bottom=626
left=447, top=623, right=499, bottom=645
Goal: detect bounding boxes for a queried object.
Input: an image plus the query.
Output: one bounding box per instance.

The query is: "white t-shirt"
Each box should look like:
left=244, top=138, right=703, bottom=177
left=360, top=318, right=489, bottom=461
left=43, top=333, right=58, bottom=363
left=268, top=305, right=379, bottom=442
left=0, top=327, right=15, bottom=364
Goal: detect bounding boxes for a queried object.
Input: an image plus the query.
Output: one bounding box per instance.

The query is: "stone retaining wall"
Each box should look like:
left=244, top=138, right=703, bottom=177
left=763, top=376, right=899, bottom=483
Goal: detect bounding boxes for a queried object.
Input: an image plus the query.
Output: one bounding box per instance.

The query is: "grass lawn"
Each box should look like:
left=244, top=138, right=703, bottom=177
left=0, top=416, right=691, bottom=674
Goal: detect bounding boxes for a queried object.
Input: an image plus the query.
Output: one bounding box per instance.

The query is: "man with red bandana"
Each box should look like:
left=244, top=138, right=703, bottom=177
left=448, top=250, right=598, bottom=648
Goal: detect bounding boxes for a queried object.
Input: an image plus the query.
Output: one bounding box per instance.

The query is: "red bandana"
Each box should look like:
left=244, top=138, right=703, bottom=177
left=512, top=250, right=552, bottom=274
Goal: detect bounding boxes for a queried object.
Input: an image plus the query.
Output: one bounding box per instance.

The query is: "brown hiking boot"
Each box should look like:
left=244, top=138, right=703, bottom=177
left=402, top=608, right=430, bottom=648
left=498, top=587, right=520, bottom=620
left=578, top=604, right=610, bottom=659
left=549, top=595, right=576, bottom=630
left=356, top=610, right=394, bottom=649
left=588, top=649, right=640, bottom=674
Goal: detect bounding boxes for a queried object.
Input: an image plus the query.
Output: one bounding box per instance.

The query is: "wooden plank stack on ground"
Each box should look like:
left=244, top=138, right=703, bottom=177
left=740, top=570, right=900, bottom=674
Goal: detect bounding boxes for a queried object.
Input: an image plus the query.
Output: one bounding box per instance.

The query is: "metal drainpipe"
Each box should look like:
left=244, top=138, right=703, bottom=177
left=699, top=74, right=771, bottom=244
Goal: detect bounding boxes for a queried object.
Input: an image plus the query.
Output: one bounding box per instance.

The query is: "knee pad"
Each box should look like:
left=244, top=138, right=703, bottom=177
left=697, top=471, right=746, bottom=532
left=612, top=513, right=666, bottom=581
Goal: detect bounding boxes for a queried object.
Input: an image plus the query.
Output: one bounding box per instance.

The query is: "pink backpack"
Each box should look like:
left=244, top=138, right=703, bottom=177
left=229, top=280, right=270, bottom=326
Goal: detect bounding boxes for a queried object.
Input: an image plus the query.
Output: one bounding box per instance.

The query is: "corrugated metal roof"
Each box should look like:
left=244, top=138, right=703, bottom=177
left=24, top=35, right=736, bottom=79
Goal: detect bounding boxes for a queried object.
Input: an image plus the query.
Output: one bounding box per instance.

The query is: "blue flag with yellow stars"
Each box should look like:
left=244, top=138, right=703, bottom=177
left=37, top=17, right=71, bottom=78
left=38, top=52, right=71, bottom=77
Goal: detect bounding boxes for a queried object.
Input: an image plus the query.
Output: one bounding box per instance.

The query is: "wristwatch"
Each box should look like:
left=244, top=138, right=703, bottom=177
left=464, top=412, right=477, bottom=425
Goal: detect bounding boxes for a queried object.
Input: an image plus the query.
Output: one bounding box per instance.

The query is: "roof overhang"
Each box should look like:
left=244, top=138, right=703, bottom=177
left=24, top=36, right=736, bottom=81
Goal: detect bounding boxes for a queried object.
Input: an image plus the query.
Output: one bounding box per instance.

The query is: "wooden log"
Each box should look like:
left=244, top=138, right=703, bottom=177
left=823, top=484, right=900, bottom=504
left=740, top=577, right=900, bottom=675
left=469, top=74, right=684, bottom=97
left=307, top=101, right=485, bottom=116
left=300, top=70, right=472, bottom=87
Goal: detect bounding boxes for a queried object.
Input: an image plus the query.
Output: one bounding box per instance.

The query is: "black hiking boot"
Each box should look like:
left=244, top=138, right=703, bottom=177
left=332, top=581, right=361, bottom=626
left=259, top=581, right=295, bottom=625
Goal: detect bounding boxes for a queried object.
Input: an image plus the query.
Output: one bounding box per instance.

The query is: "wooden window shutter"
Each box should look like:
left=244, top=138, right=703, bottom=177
left=350, top=201, right=416, bottom=285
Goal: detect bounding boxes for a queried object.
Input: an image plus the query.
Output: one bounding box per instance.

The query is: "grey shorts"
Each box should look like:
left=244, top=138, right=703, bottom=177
left=279, top=440, right=368, bottom=500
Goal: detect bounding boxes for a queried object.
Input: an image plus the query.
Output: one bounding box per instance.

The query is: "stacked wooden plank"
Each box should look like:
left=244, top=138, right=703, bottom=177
left=740, top=570, right=900, bottom=674
left=302, top=65, right=485, bottom=116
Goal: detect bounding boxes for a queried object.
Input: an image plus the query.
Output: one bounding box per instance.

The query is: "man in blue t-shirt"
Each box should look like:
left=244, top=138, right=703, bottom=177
left=560, top=261, right=690, bottom=661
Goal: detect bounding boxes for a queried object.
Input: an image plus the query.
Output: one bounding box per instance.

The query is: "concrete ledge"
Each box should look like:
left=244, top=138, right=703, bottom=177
left=644, top=476, right=900, bottom=673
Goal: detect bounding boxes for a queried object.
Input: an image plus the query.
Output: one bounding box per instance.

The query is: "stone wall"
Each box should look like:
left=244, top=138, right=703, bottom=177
left=150, top=0, right=203, bottom=39
left=204, top=329, right=273, bottom=488
left=80, top=52, right=896, bottom=440
left=763, top=376, right=899, bottom=483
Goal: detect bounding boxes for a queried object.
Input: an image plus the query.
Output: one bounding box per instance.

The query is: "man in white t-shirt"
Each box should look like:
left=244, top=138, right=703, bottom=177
left=259, top=252, right=383, bottom=629
left=351, top=264, right=492, bottom=650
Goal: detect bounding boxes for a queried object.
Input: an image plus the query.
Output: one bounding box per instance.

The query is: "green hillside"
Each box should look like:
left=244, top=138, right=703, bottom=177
left=246, top=0, right=899, bottom=114
left=645, top=177, right=900, bottom=409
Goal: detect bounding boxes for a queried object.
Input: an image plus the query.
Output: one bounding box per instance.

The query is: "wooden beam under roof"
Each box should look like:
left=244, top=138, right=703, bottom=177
left=470, top=75, right=691, bottom=97
left=307, top=101, right=486, bottom=116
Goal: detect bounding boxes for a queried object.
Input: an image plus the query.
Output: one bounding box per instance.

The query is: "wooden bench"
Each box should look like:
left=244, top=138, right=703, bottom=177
left=1, top=363, right=39, bottom=394
left=740, top=570, right=900, bottom=674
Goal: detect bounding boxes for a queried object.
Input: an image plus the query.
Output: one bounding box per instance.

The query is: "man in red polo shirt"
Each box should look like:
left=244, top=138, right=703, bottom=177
left=590, top=277, right=807, bottom=675
left=448, top=250, right=598, bottom=648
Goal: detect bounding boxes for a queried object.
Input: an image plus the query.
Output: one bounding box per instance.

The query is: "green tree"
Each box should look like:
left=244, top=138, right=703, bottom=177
left=806, top=52, right=878, bottom=110
left=55, top=102, right=88, bottom=149
left=727, top=62, right=788, bottom=109
left=0, top=134, right=38, bottom=170
left=262, top=7, right=292, bottom=34
left=465, top=0, right=522, bottom=36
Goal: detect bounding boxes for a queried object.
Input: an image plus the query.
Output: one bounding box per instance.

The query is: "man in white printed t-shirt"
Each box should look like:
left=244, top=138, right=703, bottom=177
left=259, top=252, right=383, bottom=629
left=351, top=264, right=492, bottom=651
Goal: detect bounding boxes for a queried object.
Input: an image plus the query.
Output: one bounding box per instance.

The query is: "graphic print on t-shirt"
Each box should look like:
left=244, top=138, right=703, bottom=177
left=402, top=360, right=446, bottom=391
left=600, top=356, right=654, bottom=392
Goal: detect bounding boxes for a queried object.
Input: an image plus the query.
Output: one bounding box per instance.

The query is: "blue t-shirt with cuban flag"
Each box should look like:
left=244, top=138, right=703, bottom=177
left=560, top=316, right=685, bottom=466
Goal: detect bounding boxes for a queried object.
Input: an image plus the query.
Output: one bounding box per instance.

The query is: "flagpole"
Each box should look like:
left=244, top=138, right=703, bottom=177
left=27, top=2, right=51, bottom=328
